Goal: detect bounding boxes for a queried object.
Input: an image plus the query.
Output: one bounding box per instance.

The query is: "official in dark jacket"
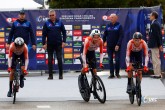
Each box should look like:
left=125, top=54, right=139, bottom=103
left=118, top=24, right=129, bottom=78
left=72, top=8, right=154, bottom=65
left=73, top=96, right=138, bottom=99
left=103, top=13, right=123, bottom=78
left=7, top=9, right=36, bottom=50
left=42, top=9, right=66, bottom=80
left=149, top=11, right=163, bottom=78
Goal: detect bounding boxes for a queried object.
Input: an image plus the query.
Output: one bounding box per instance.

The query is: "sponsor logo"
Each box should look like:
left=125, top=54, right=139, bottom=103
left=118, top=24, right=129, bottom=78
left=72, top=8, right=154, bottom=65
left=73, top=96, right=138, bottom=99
left=64, top=48, right=73, bottom=53
left=0, top=49, right=5, bottom=53
left=0, top=54, right=5, bottom=59
left=36, top=31, right=42, bottom=36
left=103, top=48, right=107, bottom=53
left=101, top=30, right=104, bottom=35
left=142, top=96, right=157, bottom=103
left=95, top=52, right=100, bottom=58
left=164, top=54, right=165, bottom=59
left=6, top=49, right=9, bottom=54
left=82, top=36, right=88, bottom=42
left=74, top=53, right=80, bottom=58
left=6, top=54, right=8, bottom=59
left=103, top=53, right=108, bottom=58
left=36, top=16, right=49, bottom=22
left=102, top=15, right=110, bottom=21
left=0, top=43, right=5, bottom=48
left=64, top=59, right=73, bottom=64
left=0, top=59, right=6, bottom=64
left=82, top=30, right=90, bottom=36
left=65, top=42, right=73, bottom=47
left=66, top=30, right=73, bottom=36
left=64, top=54, right=73, bottom=59
left=73, top=25, right=81, bottom=30
left=82, top=25, right=91, bottom=30
left=37, top=42, right=43, bottom=47
left=36, top=37, right=42, bottom=42
left=66, top=36, right=73, bottom=42
left=73, top=30, right=82, bottom=36
left=6, top=27, right=11, bottom=31
left=36, top=26, right=43, bottom=30
left=163, top=48, right=165, bottom=53
left=73, top=48, right=81, bottom=53
left=5, top=32, right=9, bottom=37
left=36, top=54, right=45, bottom=59
left=101, top=25, right=106, bottom=29
left=36, top=60, right=45, bottom=65
left=46, top=59, right=54, bottom=65
left=73, top=59, right=81, bottom=64
left=6, top=18, right=17, bottom=23
left=73, top=41, right=82, bottom=47
left=0, top=27, right=4, bottom=31
left=73, top=36, right=82, bottom=41
left=5, top=38, right=8, bottom=42
left=91, top=25, right=100, bottom=29
left=64, top=25, right=72, bottom=30
left=102, top=58, right=109, bottom=64
left=0, top=32, right=4, bottom=37
left=37, top=48, right=45, bottom=53
left=0, top=38, right=5, bottom=42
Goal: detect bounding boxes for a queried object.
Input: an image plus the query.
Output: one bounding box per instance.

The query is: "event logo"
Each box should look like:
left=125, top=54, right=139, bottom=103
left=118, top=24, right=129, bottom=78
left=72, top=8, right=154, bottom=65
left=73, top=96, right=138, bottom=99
left=0, top=44, right=5, bottom=48
left=37, top=48, right=45, bottom=53
left=82, top=25, right=91, bottom=30
left=64, top=54, right=73, bottom=59
left=66, top=36, right=73, bottom=42
left=66, top=30, right=73, bottom=36
left=6, top=18, right=17, bottom=23
left=65, top=42, right=73, bottom=47
left=64, top=48, right=73, bottom=53
left=91, top=25, right=100, bottom=29
left=73, top=48, right=81, bottom=53
left=102, top=15, right=110, bottom=21
left=73, top=30, right=82, bottom=36
left=36, top=60, right=45, bottom=65
left=82, top=30, right=90, bottom=36
left=73, top=25, right=81, bottom=30
left=36, top=54, right=45, bottom=59
left=73, top=36, right=82, bottom=41
left=0, top=38, right=4, bottom=42
left=73, top=41, right=82, bottom=47
left=36, top=31, right=42, bottom=36
left=0, top=27, right=4, bottom=31
left=0, top=49, right=5, bottom=53
left=0, top=54, right=5, bottom=59
left=36, top=16, right=49, bottom=22
left=36, top=26, right=43, bottom=30
left=64, top=59, right=73, bottom=64
left=64, top=25, right=73, bottom=30
left=0, top=32, right=4, bottom=37
left=74, top=53, right=80, bottom=58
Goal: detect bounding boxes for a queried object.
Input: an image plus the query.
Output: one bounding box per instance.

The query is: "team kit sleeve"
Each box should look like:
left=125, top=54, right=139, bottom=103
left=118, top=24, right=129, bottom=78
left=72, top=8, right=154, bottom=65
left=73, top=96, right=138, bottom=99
left=125, top=41, right=131, bottom=67
left=24, top=45, right=29, bottom=70
left=142, top=41, right=149, bottom=67
left=99, top=39, right=104, bottom=64
left=8, top=45, right=14, bottom=68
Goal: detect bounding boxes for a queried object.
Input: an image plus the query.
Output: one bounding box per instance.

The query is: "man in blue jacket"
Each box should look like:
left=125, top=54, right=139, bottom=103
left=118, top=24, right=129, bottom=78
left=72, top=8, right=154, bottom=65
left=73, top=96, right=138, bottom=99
left=149, top=11, right=163, bottom=78
left=103, top=13, right=123, bottom=78
left=42, top=10, right=66, bottom=80
left=7, top=9, right=36, bottom=50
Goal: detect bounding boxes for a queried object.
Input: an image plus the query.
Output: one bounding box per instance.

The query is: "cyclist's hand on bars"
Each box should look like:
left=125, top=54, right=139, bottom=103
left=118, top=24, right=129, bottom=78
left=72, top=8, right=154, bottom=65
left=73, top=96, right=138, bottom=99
left=7, top=67, right=11, bottom=73
left=23, top=70, right=28, bottom=75
left=83, top=67, right=89, bottom=73
left=126, top=66, right=131, bottom=72
left=99, top=63, right=104, bottom=69
left=143, top=66, right=148, bottom=73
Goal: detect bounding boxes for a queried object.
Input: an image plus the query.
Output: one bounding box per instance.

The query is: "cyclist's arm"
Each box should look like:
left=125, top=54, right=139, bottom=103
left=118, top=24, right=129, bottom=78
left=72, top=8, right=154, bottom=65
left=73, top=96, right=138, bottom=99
left=82, top=38, right=89, bottom=68
left=142, top=41, right=149, bottom=67
left=125, top=41, right=132, bottom=67
left=100, top=39, right=104, bottom=63
left=8, top=44, right=14, bottom=68
left=24, top=45, right=29, bottom=70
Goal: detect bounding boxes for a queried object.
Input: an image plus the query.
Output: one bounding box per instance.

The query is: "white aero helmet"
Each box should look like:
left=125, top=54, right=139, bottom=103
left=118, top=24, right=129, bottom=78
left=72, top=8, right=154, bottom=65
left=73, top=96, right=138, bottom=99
left=90, top=29, right=101, bottom=37
left=14, top=37, right=24, bottom=47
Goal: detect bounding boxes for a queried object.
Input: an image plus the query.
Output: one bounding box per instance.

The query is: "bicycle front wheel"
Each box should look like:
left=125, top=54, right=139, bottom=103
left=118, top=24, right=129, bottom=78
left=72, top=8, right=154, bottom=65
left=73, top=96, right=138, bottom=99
left=136, top=77, right=141, bottom=106
left=94, top=75, right=106, bottom=103
left=13, top=80, right=17, bottom=104
left=129, top=78, right=135, bottom=104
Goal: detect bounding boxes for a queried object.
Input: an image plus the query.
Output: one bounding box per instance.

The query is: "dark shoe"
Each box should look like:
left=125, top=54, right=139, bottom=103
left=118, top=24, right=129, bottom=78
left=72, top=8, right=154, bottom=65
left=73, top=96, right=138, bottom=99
left=59, top=76, right=63, bottom=80
left=116, top=75, right=121, bottom=79
left=48, top=74, right=53, bottom=80
left=7, top=91, right=12, bottom=97
left=108, top=75, right=115, bottom=79
left=126, top=84, right=132, bottom=94
left=20, top=79, right=24, bottom=88
left=150, top=75, right=161, bottom=79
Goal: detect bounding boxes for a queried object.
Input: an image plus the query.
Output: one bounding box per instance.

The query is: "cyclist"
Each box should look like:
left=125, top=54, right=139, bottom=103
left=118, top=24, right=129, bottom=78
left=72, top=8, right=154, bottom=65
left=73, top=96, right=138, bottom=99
left=125, top=32, right=149, bottom=93
left=7, top=37, right=29, bottom=97
left=80, top=29, right=104, bottom=89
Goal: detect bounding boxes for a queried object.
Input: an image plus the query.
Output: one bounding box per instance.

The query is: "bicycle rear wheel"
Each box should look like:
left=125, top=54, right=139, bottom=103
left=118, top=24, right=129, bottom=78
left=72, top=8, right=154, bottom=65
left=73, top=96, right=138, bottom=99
left=136, top=77, right=141, bottom=106
left=129, top=78, right=135, bottom=104
left=93, top=75, right=106, bottom=103
left=78, top=75, right=90, bottom=102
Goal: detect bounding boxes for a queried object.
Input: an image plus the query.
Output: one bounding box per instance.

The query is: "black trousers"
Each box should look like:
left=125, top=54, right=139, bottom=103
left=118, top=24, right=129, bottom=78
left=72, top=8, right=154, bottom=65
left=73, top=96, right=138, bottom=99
left=47, top=44, right=63, bottom=76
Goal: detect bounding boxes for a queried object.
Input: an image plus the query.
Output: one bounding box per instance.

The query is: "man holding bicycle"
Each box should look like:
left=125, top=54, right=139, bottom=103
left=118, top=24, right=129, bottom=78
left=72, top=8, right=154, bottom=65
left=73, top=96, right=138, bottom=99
left=80, top=29, right=104, bottom=85
left=125, top=32, right=149, bottom=93
left=7, top=37, right=29, bottom=97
